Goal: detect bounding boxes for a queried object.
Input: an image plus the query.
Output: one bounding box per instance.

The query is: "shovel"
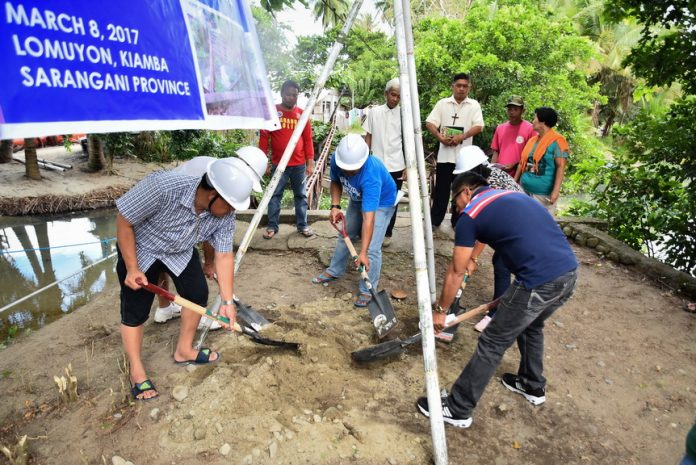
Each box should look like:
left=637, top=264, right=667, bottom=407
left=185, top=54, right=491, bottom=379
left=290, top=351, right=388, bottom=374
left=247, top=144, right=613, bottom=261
left=351, top=299, right=499, bottom=364
left=196, top=272, right=271, bottom=349
left=196, top=293, right=271, bottom=349
left=136, top=278, right=300, bottom=351
left=434, top=272, right=470, bottom=343
left=331, top=213, right=397, bottom=339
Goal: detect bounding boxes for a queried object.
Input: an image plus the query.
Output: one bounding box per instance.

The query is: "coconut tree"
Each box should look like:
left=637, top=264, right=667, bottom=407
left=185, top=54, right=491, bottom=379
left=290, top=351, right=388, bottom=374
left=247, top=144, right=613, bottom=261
left=0, top=140, right=12, bottom=163
left=312, top=0, right=349, bottom=29
left=86, top=134, right=106, bottom=172
left=23, top=138, right=41, bottom=180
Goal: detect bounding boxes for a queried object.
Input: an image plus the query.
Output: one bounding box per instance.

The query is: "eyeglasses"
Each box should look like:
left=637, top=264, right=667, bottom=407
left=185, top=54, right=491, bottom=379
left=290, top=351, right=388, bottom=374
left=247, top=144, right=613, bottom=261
left=453, top=188, right=468, bottom=199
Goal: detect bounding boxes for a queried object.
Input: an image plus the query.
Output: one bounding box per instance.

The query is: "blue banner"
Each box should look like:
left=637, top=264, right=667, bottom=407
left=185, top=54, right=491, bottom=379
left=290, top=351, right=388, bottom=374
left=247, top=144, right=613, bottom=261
left=0, top=0, right=279, bottom=138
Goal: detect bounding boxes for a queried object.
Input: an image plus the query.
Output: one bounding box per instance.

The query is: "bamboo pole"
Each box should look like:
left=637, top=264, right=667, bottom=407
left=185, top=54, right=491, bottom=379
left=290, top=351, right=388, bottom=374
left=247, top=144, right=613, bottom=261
left=393, top=0, right=448, bottom=463
left=233, top=0, right=364, bottom=274
left=401, top=0, right=437, bottom=302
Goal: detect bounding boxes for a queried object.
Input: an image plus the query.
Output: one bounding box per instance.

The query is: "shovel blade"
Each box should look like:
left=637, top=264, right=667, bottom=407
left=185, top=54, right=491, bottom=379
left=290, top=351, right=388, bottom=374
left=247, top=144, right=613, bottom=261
left=351, top=333, right=421, bottom=363
left=367, top=289, right=398, bottom=339
left=235, top=299, right=270, bottom=332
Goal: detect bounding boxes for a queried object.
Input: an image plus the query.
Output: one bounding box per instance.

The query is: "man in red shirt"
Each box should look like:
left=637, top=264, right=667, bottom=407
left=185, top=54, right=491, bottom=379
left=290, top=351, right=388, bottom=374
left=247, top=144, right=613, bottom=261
left=490, top=95, right=536, bottom=176
left=259, top=80, right=315, bottom=239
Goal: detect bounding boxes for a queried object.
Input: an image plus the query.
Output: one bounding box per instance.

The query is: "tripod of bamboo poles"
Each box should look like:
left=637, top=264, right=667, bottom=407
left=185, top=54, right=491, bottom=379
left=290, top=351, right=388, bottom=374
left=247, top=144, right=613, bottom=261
left=393, top=0, right=447, bottom=462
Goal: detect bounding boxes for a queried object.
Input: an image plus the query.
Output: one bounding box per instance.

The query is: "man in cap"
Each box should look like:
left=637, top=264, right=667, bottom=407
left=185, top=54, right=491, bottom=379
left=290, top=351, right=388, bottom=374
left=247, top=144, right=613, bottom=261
left=363, top=78, right=405, bottom=247
left=490, top=96, right=536, bottom=176
left=416, top=171, right=577, bottom=428
left=311, top=134, right=397, bottom=308
left=116, top=155, right=264, bottom=400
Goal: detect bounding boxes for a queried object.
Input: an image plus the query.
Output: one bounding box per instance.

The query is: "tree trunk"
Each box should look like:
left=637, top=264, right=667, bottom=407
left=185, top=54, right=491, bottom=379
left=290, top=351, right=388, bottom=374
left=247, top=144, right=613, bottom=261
left=24, top=138, right=41, bottom=180
left=0, top=139, right=13, bottom=163
left=602, top=114, right=615, bottom=137
left=591, top=101, right=601, bottom=129
left=87, top=134, right=105, bottom=172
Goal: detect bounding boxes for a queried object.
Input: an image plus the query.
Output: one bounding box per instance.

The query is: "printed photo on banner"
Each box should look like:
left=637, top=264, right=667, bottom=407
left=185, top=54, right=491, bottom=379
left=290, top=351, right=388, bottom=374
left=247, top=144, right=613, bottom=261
left=182, top=0, right=277, bottom=125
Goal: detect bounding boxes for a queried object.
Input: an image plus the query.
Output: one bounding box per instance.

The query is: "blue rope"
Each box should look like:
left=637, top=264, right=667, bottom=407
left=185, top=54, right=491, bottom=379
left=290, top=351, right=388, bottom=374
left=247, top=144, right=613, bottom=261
left=0, top=237, right=116, bottom=255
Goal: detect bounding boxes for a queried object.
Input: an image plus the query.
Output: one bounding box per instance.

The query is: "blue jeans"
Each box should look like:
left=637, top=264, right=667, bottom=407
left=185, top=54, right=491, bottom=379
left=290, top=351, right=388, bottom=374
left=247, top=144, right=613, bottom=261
left=267, top=164, right=309, bottom=232
left=326, top=200, right=395, bottom=295
left=449, top=269, right=577, bottom=417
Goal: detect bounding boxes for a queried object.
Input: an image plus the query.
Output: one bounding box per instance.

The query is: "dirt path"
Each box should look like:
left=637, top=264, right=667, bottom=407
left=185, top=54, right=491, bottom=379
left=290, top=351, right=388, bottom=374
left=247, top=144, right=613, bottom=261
left=0, top=236, right=693, bottom=465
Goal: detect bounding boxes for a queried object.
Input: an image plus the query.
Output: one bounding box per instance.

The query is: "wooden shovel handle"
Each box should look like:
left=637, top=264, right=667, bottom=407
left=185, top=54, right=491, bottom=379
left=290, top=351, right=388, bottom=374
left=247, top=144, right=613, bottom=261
left=135, top=278, right=240, bottom=330
left=444, top=297, right=501, bottom=328
left=331, top=213, right=371, bottom=284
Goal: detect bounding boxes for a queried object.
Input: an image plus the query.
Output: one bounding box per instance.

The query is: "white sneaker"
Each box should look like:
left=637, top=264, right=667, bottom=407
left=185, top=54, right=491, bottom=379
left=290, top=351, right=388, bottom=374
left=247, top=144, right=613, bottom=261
left=154, top=303, right=182, bottom=323
left=474, top=315, right=492, bottom=332
left=197, top=318, right=222, bottom=331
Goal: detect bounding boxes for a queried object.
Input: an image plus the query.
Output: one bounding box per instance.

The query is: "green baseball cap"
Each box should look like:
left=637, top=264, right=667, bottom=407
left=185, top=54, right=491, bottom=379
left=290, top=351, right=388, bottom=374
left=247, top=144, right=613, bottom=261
left=506, top=95, right=525, bottom=107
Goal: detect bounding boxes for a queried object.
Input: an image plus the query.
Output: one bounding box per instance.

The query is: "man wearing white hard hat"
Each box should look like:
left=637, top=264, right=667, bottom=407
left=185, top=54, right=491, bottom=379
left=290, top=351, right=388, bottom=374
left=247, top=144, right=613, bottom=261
left=311, top=134, right=397, bottom=308
left=115, top=154, right=265, bottom=401
left=152, top=149, right=266, bottom=327
left=451, top=145, right=522, bottom=332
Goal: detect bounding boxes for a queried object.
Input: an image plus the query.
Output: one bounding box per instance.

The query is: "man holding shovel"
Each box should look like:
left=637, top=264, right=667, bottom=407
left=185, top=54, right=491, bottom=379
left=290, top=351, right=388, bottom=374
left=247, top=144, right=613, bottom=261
left=311, top=134, right=396, bottom=309
left=416, top=171, right=577, bottom=428
left=116, top=156, right=263, bottom=400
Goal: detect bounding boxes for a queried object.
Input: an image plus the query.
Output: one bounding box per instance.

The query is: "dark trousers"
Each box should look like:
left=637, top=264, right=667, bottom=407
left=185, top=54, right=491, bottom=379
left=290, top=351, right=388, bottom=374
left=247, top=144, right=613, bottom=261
left=117, top=247, right=208, bottom=327
left=488, top=251, right=513, bottom=318
left=431, top=162, right=455, bottom=227
left=386, top=171, right=403, bottom=237
left=448, top=269, right=577, bottom=416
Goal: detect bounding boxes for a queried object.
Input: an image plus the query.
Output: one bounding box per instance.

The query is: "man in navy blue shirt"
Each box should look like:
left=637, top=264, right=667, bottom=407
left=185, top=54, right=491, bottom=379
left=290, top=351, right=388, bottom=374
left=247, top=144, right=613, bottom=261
left=417, top=171, right=577, bottom=428
left=311, top=134, right=397, bottom=308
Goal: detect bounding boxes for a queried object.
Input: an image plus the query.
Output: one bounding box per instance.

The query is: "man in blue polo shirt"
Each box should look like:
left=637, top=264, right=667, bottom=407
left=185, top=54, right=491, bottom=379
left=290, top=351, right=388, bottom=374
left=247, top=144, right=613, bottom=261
left=311, top=134, right=397, bottom=308
left=416, top=171, right=577, bottom=428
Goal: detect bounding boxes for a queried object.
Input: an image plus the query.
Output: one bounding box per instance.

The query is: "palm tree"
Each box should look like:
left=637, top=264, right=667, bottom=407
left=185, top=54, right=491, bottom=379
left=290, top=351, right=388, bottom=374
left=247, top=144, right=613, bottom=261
left=86, top=134, right=106, bottom=172
left=355, top=12, right=379, bottom=32
left=0, top=140, right=12, bottom=163
left=312, top=0, right=349, bottom=29
left=23, top=138, right=41, bottom=180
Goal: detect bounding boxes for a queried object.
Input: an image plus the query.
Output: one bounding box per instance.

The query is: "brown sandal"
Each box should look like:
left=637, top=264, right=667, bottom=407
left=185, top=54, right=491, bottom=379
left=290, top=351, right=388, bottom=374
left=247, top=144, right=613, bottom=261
left=263, top=229, right=276, bottom=240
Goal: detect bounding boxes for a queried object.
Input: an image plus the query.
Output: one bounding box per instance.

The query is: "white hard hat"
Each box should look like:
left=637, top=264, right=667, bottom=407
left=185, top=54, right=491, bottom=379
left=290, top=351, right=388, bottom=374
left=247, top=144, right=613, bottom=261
left=235, top=146, right=267, bottom=193
left=174, top=156, right=216, bottom=176
left=206, top=158, right=254, bottom=211
left=335, top=134, right=369, bottom=170
left=453, top=145, right=489, bottom=174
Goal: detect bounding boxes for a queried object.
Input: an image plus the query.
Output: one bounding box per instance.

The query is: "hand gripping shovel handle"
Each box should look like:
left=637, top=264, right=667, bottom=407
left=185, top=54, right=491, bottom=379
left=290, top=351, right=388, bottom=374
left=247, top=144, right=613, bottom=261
left=330, top=213, right=371, bottom=286
left=442, top=297, right=500, bottom=328
left=352, top=298, right=501, bottom=363
left=135, top=278, right=239, bottom=331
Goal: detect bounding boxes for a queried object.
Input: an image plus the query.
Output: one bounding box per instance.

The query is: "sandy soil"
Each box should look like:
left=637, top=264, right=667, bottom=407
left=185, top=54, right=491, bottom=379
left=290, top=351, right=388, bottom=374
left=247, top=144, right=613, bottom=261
left=0, top=149, right=694, bottom=465
left=0, top=243, right=694, bottom=465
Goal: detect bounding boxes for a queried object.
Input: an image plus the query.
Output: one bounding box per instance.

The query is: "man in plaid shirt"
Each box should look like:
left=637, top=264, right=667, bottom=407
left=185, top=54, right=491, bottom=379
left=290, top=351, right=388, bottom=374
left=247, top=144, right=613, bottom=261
left=115, top=157, right=263, bottom=400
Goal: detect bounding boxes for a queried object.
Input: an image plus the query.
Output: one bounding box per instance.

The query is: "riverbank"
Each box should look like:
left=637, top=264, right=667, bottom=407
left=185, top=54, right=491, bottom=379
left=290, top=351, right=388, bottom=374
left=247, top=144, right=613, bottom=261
left=0, top=145, right=174, bottom=216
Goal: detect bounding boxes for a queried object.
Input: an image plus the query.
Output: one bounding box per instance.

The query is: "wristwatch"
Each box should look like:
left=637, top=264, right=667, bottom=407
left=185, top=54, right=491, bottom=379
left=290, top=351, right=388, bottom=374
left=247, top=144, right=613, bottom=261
left=330, top=204, right=341, bottom=210
left=433, top=303, right=447, bottom=314
left=221, top=300, right=234, bottom=306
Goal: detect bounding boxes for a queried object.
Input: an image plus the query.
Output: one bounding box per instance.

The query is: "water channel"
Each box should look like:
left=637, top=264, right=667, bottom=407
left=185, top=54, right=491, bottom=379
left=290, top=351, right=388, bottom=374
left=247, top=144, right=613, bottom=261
left=0, top=209, right=118, bottom=344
